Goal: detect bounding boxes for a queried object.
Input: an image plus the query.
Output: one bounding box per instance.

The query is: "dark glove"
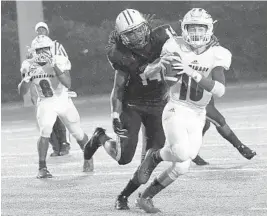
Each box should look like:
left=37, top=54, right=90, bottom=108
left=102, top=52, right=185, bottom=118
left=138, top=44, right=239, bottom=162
left=112, top=118, right=128, bottom=138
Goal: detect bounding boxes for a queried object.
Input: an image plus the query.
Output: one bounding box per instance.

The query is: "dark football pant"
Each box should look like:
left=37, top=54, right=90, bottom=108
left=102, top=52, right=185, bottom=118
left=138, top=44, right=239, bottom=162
left=117, top=104, right=166, bottom=165
left=49, top=117, right=67, bottom=152
left=203, top=97, right=226, bottom=134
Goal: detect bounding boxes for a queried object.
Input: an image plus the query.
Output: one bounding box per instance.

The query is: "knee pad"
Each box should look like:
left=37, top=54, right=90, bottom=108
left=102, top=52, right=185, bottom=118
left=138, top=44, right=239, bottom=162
left=168, top=161, right=191, bottom=180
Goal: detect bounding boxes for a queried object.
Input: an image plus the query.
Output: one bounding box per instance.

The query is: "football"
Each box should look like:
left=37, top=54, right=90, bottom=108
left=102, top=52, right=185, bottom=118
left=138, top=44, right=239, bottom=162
left=163, top=52, right=183, bottom=86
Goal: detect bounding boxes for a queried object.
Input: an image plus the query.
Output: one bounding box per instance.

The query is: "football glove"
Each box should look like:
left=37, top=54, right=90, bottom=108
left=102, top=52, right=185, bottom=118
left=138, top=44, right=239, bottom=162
left=112, top=115, right=128, bottom=138
left=173, top=61, right=203, bottom=83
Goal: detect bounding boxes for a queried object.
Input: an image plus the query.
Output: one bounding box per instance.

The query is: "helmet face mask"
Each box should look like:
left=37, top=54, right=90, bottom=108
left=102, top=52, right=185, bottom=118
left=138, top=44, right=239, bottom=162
left=115, top=9, right=150, bottom=49
left=120, top=23, right=150, bottom=49
left=31, top=35, right=53, bottom=65
left=181, top=8, right=214, bottom=48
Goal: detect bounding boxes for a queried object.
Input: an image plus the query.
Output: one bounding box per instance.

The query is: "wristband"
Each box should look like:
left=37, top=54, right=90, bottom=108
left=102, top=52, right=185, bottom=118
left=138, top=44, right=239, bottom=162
left=111, top=112, right=120, bottom=119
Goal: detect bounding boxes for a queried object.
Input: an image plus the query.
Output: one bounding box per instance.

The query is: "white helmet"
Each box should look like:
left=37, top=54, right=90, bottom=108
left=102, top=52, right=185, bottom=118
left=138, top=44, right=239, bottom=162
left=181, top=8, right=215, bottom=48
left=31, top=35, right=53, bottom=64
left=115, top=9, right=150, bottom=49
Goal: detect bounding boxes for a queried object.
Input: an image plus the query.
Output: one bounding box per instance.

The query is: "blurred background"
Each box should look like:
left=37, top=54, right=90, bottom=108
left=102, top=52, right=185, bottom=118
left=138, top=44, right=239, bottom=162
left=2, top=1, right=267, bottom=103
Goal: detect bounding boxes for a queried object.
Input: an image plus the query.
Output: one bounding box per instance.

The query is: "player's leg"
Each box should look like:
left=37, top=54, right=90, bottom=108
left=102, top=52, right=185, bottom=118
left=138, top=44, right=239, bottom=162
left=115, top=108, right=165, bottom=210
left=49, top=130, right=60, bottom=156
left=59, top=98, right=94, bottom=171
left=138, top=102, right=205, bottom=184
left=36, top=100, right=57, bottom=178
left=136, top=106, right=205, bottom=213
left=192, top=119, right=210, bottom=165
left=53, top=117, right=70, bottom=156
left=206, top=98, right=256, bottom=159
left=136, top=160, right=191, bottom=213
left=84, top=105, right=142, bottom=167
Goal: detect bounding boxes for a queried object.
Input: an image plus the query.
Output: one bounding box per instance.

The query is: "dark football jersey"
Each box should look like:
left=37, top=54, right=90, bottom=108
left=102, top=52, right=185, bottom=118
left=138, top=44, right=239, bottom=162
left=107, top=25, right=178, bottom=105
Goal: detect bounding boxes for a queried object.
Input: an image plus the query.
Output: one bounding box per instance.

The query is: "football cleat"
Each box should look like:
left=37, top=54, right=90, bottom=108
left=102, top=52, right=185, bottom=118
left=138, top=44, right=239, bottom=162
left=115, top=195, right=130, bottom=210
left=135, top=197, right=161, bottom=213
left=137, top=149, right=161, bottom=184
left=83, top=158, right=94, bottom=172
left=192, top=155, right=210, bottom=166
left=59, top=142, right=71, bottom=156
left=50, top=151, right=60, bottom=157
left=37, top=168, right=53, bottom=179
left=236, top=144, right=256, bottom=160
left=83, top=127, right=106, bottom=160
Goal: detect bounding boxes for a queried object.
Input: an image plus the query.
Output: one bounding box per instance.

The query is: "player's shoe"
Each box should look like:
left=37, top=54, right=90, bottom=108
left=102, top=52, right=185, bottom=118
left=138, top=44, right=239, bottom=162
left=137, top=149, right=161, bottom=184
left=115, top=195, right=130, bottom=210
left=37, top=168, right=53, bottom=179
left=236, top=144, right=256, bottom=160
left=83, top=158, right=94, bottom=172
left=50, top=151, right=60, bottom=157
left=135, top=192, right=155, bottom=209
left=192, top=155, right=209, bottom=166
left=135, top=197, right=161, bottom=213
left=84, top=127, right=106, bottom=160
left=59, top=142, right=71, bottom=156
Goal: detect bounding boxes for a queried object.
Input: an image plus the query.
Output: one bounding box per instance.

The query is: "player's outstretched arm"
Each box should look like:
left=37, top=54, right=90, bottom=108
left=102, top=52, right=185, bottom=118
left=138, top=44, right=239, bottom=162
left=52, top=57, right=71, bottom=89
left=110, top=69, right=128, bottom=116
left=110, top=69, right=129, bottom=137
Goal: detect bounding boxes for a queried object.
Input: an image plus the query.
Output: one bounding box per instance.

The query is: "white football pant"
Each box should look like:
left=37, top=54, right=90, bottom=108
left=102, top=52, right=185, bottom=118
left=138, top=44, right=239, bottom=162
left=36, top=93, right=84, bottom=141
left=160, top=100, right=206, bottom=162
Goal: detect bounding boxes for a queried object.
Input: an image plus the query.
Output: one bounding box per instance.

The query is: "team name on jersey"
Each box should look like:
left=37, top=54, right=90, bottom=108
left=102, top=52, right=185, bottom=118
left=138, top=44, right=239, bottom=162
left=31, top=74, right=55, bottom=80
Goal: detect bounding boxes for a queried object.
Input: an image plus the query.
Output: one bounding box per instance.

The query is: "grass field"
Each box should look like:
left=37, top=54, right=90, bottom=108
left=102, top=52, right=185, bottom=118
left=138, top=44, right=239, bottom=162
left=2, top=85, right=267, bottom=216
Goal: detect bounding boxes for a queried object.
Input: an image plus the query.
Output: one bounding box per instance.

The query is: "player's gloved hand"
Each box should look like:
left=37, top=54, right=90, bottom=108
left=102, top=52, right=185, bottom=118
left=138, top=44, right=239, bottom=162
left=173, top=60, right=202, bottom=83
left=111, top=112, right=128, bottom=138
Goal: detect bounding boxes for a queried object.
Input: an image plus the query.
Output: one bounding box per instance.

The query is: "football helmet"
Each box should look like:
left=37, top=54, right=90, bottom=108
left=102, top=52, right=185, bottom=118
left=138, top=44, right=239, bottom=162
left=181, top=8, right=215, bottom=48
left=115, top=9, right=150, bottom=49
left=31, top=35, right=53, bottom=64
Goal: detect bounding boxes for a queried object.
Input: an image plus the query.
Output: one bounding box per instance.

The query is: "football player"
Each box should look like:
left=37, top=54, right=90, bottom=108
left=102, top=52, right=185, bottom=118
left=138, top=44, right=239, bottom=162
left=135, top=8, right=232, bottom=213
left=83, top=9, right=218, bottom=209
left=34, top=22, right=71, bottom=156
left=18, top=35, right=93, bottom=178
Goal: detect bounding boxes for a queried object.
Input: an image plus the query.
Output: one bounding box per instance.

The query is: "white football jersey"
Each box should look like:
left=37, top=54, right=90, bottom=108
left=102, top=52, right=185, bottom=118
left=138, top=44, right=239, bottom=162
left=162, top=37, right=232, bottom=109
left=28, top=55, right=71, bottom=99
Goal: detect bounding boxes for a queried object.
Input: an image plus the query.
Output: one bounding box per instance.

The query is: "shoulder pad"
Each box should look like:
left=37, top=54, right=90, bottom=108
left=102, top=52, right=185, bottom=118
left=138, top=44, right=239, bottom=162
left=212, top=46, right=232, bottom=70
left=54, top=55, right=71, bottom=71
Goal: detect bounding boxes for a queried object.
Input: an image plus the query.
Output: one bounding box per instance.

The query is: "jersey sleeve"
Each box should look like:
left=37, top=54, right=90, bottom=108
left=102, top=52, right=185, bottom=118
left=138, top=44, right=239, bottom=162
left=20, top=60, right=31, bottom=76
left=54, top=55, right=71, bottom=71
left=160, top=37, right=181, bottom=57
left=107, top=47, right=126, bottom=71
left=213, top=46, right=232, bottom=70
